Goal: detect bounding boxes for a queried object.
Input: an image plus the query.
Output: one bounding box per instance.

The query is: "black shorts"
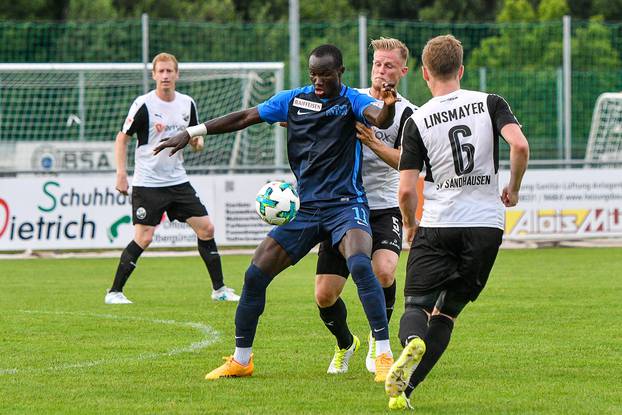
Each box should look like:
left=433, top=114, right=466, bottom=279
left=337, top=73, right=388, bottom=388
left=404, top=227, right=503, bottom=301
left=131, top=182, right=208, bottom=226
left=316, top=207, right=403, bottom=278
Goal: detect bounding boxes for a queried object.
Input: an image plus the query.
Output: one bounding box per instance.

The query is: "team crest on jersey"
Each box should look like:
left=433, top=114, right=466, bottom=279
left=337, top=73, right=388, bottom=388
left=183, top=113, right=190, bottom=122
left=136, top=207, right=147, bottom=220
left=155, top=123, right=165, bottom=133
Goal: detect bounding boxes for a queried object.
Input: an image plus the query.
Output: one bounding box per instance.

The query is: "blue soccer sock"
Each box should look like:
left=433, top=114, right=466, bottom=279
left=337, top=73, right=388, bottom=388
left=347, top=253, right=389, bottom=341
left=234, top=263, right=273, bottom=348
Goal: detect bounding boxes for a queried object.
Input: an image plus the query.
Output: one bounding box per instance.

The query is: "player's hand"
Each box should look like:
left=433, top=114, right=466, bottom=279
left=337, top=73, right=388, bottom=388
left=501, top=186, right=519, bottom=207
left=355, top=122, right=375, bottom=147
left=189, top=136, right=204, bottom=152
left=404, top=219, right=419, bottom=246
left=380, top=82, right=399, bottom=106
left=153, top=130, right=191, bottom=156
left=115, top=173, right=129, bottom=196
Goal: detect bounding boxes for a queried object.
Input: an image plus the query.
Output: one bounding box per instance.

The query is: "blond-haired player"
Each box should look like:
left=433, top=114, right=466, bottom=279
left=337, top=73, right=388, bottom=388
left=105, top=52, right=239, bottom=304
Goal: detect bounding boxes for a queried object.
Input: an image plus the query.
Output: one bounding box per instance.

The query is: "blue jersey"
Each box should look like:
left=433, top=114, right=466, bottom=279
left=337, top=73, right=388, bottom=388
left=258, top=84, right=375, bottom=207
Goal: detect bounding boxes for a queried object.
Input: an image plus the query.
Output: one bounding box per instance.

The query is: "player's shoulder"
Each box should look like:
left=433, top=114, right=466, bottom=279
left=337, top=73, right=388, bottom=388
left=130, top=91, right=152, bottom=108
left=174, top=90, right=195, bottom=103
left=396, top=93, right=418, bottom=113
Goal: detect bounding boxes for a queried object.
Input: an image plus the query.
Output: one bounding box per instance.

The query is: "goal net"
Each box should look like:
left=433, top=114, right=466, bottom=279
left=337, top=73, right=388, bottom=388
left=585, top=92, right=622, bottom=163
left=0, top=62, right=285, bottom=173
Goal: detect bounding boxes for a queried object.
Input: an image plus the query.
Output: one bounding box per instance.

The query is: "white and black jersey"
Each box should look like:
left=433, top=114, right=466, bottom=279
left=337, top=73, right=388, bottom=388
left=122, top=90, right=199, bottom=187
left=399, top=89, right=520, bottom=229
left=357, top=89, right=417, bottom=210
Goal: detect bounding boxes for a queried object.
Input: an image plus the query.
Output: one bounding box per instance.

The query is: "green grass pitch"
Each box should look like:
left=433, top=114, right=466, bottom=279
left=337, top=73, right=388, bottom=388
left=1, top=248, right=621, bottom=414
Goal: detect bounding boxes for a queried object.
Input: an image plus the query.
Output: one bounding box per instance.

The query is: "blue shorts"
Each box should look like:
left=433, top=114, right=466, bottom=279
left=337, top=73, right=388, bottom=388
left=268, top=202, right=372, bottom=264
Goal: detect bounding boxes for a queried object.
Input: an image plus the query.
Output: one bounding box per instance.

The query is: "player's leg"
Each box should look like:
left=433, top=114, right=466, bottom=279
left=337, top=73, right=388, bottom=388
left=106, top=224, right=155, bottom=304
left=367, top=207, right=403, bottom=372
left=315, top=241, right=359, bottom=373
left=386, top=227, right=454, bottom=404
left=206, top=209, right=322, bottom=379
left=186, top=215, right=240, bottom=301
left=402, top=290, right=466, bottom=400
left=338, top=226, right=393, bottom=381
left=167, top=182, right=240, bottom=301
left=106, top=185, right=164, bottom=304
left=397, top=227, right=503, bottom=405
left=370, top=207, right=403, bottom=324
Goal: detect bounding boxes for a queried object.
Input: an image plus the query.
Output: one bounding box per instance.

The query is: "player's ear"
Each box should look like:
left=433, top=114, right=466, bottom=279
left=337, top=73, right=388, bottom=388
left=339, top=66, right=345, bottom=75
left=422, top=66, right=429, bottom=82
left=457, top=65, right=464, bottom=81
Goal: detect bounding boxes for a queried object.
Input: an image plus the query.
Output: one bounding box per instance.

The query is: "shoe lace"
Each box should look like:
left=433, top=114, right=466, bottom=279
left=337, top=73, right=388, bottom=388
left=331, top=346, right=347, bottom=368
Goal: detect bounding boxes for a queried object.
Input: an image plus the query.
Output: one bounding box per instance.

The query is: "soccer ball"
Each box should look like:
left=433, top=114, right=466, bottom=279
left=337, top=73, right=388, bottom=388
left=255, top=181, right=300, bottom=225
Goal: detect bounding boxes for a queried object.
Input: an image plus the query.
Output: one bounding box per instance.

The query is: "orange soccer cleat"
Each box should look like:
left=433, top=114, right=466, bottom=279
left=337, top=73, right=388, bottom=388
left=205, top=354, right=254, bottom=380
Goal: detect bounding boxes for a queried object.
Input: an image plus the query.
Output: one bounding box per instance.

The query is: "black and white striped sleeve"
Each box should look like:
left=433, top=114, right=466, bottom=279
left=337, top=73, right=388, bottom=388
left=487, top=94, right=520, bottom=131
left=189, top=99, right=199, bottom=127
left=398, top=117, right=425, bottom=171
left=394, top=105, right=415, bottom=149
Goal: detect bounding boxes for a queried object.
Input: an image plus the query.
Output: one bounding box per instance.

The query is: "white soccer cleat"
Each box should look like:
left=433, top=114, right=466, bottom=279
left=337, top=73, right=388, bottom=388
left=327, top=335, right=360, bottom=374
left=211, top=286, right=240, bottom=302
left=104, top=290, right=133, bottom=304
left=366, top=331, right=376, bottom=373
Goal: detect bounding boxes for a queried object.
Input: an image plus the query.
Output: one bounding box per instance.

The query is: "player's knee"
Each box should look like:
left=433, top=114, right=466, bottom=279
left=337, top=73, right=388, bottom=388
left=346, top=253, right=373, bottom=283
left=243, top=264, right=272, bottom=294
left=135, top=235, right=152, bottom=248
left=375, top=268, right=395, bottom=287
left=315, top=287, right=338, bottom=308
left=195, top=221, right=215, bottom=240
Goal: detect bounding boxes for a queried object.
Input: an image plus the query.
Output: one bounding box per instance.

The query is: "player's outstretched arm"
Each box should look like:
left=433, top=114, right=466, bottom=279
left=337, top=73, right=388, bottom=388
left=399, top=169, right=421, bottom=244
left=154, top=107, right=263, bottom=156
left=500, top=123, right=529, bottom=207
left=114, top=131, right=132, bottom=195
left=363, top=82, right=397, bottom=129
left=355, top=122, right=400, bottom=169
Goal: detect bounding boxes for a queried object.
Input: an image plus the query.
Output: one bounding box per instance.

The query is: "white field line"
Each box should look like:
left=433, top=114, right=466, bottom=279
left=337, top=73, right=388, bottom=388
left=0, top=310, right=219, bottom=375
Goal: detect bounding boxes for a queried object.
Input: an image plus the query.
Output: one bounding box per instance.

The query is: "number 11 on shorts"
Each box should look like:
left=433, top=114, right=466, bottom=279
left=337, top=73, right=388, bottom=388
left=352, top=206, right=369, bottom=226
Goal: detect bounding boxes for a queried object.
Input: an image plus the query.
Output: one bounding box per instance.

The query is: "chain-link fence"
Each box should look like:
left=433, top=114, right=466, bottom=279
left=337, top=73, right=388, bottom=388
left=1, top=17, right=621, bottom=165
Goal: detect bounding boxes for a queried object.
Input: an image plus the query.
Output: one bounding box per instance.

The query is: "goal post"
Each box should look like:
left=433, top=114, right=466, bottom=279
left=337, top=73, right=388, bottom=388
left=0, top=62, right=285, bottom=173
left=585, top=92, right=622, bottom=163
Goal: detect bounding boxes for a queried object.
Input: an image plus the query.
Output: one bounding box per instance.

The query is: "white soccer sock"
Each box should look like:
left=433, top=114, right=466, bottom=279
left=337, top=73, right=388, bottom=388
left=375, top=339, right=392, bottom=357
left=233, top=347, right=252, bottom=365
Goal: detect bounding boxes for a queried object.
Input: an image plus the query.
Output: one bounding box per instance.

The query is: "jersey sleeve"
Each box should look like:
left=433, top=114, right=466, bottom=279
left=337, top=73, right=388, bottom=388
left=257, top=90, right=296, bottom=124
left=394, top=105, right=415, bottom=149
left=487, top=94, right=520, bottom=131
left=189, top=99, right=199, bottom=127
left=399, top=117, right=425, bottom=171
left=121, top=98, right=148, bottom=137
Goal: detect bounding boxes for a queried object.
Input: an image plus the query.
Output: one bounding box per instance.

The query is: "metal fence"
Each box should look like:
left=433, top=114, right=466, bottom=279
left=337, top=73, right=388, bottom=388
left=1, top=16, right=621, bottom=165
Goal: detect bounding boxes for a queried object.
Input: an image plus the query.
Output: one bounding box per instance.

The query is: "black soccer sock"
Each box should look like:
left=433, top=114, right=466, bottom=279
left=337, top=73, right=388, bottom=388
left=405, top=314, right=454, bottom=397
left=110, top=240, right=144, bottom=292
left=318, top=297, right=353, bottom=350
left=198, top=238, right=224, bottom=291
left=398, top=305, right=429, bottom=347
left=383, top=280, right=397, bottom=323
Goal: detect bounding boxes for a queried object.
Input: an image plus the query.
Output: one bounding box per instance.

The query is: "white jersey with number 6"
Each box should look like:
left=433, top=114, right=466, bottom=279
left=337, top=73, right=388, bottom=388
left=399, top=89, right=520, bottom=229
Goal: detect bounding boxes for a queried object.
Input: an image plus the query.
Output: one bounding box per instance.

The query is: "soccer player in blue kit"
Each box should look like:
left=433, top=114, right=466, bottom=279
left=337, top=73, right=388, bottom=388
left=154, top=44, right=398, bottom=381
